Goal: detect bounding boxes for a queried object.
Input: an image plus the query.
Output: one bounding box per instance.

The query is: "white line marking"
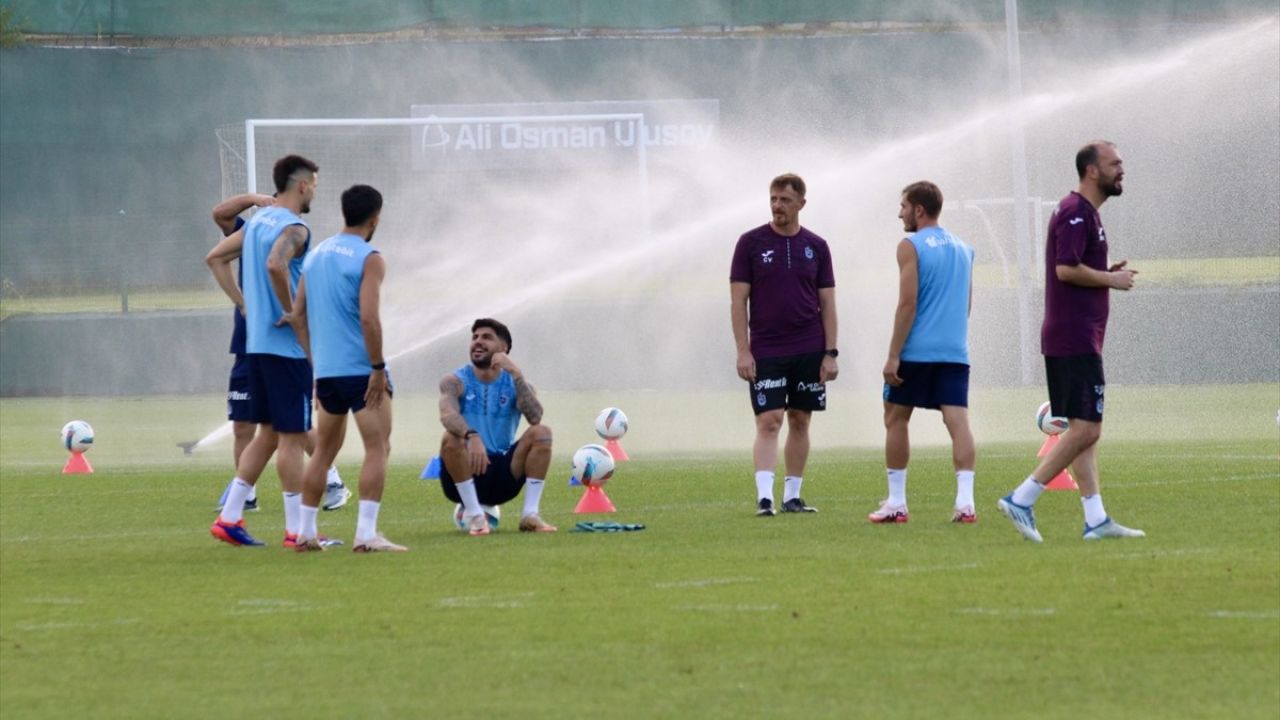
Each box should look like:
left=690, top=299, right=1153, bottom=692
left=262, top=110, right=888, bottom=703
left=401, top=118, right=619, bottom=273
left=877, top=563, right=980, bottom=575
left=655, top=577, right=759, bottom=589
left=438, top=592, right=536, bottom=609
left=1109, top=472, right=1278, bottom=488
left=1105, top=548, right=1217, bottom=560
left=678, top=603, right=779, bottom=613
left=1207, top=610, right=1280, bottom=619
left=957, top=607, right=1056, bottom=616
left=14, top=618, right=140, bottom=632
left=23, top=597, right=85, bottom=605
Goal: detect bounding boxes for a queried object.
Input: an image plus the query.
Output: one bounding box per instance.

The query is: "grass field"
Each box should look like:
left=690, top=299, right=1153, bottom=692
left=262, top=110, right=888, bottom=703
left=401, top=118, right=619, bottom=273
left=1, top=388, right=1278, bottom=719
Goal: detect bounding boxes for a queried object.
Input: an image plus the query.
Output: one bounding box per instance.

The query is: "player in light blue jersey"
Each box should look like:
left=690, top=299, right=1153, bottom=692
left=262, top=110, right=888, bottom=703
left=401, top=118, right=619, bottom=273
left=438, top=319, right=557, bottom=535
left=292, top=185, right=404, bottom=553
left=871, top=181, right=978, bottom=525
left=210, top=155, right=330, bottom=548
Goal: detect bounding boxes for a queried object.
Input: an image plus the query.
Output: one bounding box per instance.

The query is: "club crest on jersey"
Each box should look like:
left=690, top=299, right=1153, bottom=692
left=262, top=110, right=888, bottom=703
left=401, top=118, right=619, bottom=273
left=804, top=246, right=814, bottom=260
left=498, top=394, right=510, bottom=406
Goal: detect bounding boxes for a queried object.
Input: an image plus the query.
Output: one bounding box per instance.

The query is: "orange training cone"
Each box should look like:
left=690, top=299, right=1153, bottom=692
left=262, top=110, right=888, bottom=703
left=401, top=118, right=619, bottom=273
left=63, top=451, right=93, bottom=474
left=604, top=438, right=629, bottom=461
left=1037, top=434, right=1078, bottom=491
left=574, top=485, right=617, bottom=513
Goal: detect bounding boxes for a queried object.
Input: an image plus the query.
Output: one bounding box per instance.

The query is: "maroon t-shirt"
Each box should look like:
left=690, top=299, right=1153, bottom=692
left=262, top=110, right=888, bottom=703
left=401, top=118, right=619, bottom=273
left=1041, top=191, right=1110, bottom=356
left=730, top=223, right=835, bottom=359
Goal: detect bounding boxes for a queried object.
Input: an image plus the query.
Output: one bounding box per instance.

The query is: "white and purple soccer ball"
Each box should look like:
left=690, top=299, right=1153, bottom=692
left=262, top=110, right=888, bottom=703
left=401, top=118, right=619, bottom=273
left=1035, top=402, right=1069, bottom=436
left=572, top=443, right=615, bottom=487
left=453, top=503, right=500, bottom=532
left=60, top=420, right=94, bottom=453
left=594, top=407, right=629, bottom=440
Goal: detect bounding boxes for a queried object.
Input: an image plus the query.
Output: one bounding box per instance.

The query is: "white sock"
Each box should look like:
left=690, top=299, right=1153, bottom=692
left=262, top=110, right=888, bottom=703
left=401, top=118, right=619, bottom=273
left=755, top=471, right=775, bottom=501
left=282, top=492, right=302, bottom=536
left=783, top=476, right=803, bottom=502
left=246, top=483, right=257, bottom=502
left=1011, top=476, right=1044, bottom=507
left=955, top=470, right=975, bottom=509
left=355, top=500, right=380, bottom=542
left=456, top=479, right=483, bottom=517
left=219, top=478, right=252, bottom=524
left=300, top=505, right=319, bottom=540
left=522, top=478, right=545, bottom=518
left=1082, top=494, right=1107, bottom=527
left=886, top=468, right=907, bottom=506
left=326, top=465, right=341, bottom=486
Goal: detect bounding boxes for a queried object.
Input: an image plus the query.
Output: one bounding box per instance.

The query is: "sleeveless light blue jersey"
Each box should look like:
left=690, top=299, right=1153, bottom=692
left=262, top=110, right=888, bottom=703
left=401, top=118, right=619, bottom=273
left=302, top=233, right=378, bottom=379
left=242, top=206, right=310, bottom=358
left=455, top=365, right=521, bottom=454
left=901, top=226, right=974, bottom=364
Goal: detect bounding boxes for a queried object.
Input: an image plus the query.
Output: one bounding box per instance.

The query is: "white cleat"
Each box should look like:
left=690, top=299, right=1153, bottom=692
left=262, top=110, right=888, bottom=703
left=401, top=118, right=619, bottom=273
left=1082, top=517, right=1146, bottom=540
left=352, top=535, right=408, bottom=552
left=998, top=495, right=1043, bottom=543
left=467, top=512, right=491, bottom=536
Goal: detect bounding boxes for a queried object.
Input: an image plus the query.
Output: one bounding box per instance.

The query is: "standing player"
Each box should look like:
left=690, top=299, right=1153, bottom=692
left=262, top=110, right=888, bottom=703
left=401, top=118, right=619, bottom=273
left=997, top=141, right=1145, bottom=542
left=872, top=181, right=977, bottom=524
left=210, top=154, right=320, bottom=547
left=437, top=319, right=556, bottom=536
left=292, top=185, right=405, bottom=552
left=730, top=173, right=838, bottom=516
left=206, top=194, right=350, bottom=515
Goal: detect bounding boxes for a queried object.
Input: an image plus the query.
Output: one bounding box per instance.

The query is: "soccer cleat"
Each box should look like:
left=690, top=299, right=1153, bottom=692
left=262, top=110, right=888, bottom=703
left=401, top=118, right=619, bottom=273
left=868, top=501, right=909, bottom=524
left=1082, top=517, right=1146, bottom=540
left=294, top=537, right=325, bottom=553
left=756, top=498, right=776, bottom=517
left=466, top=512, right=492, bottom=536
left=951, top=506, right=977, bottom=524
left=352, top=535, right=408, bottom=552
left=211, top=518, right=265, bottom=547
left=518, top=514, right=558, bottom=533
left=781, top=497, right=818, bottom=513
left=997, top=495, right=1043, bottom=543
left=282, top=532, right=298, bottom=549
left=321, top=482, right=352, bottom=512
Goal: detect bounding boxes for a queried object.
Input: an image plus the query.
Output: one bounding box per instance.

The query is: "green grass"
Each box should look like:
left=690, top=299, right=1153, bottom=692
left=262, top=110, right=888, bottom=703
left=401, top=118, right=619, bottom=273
left=1, top=389, right=1278, bottom=719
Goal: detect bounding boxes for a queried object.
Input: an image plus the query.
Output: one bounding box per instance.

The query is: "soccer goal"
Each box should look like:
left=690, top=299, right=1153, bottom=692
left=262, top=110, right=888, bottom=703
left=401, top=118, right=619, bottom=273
left=215, top=113, right=653, bottom=242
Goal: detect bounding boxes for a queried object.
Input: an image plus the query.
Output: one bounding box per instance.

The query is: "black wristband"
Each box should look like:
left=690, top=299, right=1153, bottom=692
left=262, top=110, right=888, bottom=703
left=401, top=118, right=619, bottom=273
left=824, top=348, right=839, bottom=358
left=370, top=362, right=386, bottom=371
left=463, top=430, right=478, bottom=440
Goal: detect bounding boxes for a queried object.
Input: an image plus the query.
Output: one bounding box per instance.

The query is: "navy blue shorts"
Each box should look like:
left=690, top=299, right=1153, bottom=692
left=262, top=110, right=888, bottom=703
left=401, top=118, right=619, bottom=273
left=315, top=372, right=394, bottom=415
left=749, top=351, right=827, bottom=415
left=439, top=445, right=525, bottom=506
left=883, top=361, right=970, bottom=410
left=245, top=354, right=312, bottom=433
left=227, top=354, right=252, bottom=422
left=1045, top=354, right=1105, bottom=422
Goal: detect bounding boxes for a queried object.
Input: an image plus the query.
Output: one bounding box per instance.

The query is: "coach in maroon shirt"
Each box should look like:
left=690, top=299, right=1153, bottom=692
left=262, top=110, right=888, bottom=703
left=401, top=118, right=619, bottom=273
left=997, top=141, right=1146, bottom=543
left=730, top=173, right=838, bottom=517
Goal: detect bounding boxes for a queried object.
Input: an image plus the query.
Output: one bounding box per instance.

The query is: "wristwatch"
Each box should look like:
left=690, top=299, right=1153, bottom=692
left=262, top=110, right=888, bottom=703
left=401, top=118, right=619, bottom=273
left=824, top=348, right=839, bottom=358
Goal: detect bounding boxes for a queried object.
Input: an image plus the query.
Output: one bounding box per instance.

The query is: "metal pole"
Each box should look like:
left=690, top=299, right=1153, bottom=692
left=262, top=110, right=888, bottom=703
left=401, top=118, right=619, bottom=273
left=1005, top=0, right=1035, bottom=385
left=244, top=119, right=256, bottom=194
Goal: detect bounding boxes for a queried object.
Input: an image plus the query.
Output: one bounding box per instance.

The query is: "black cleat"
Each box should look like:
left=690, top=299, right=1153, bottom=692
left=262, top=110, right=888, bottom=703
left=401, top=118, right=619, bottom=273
left=756, top=498, right=776, bottom=517
left=781, top=498, right=818, bottom=513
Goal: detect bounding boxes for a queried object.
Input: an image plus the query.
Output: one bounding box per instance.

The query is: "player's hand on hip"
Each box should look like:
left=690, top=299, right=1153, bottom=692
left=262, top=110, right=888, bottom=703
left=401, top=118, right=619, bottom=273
left=467, top=435, right=490, bottom=476
left=736, top=350, right=756, bottom=382
left=883, top=357, right=903, bottom=387
left=821, top=356, right=838, bottom=383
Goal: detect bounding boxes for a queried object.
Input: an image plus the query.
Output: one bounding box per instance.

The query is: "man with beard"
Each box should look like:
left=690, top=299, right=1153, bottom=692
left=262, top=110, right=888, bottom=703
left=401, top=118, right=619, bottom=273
left=872, top=181, right=977, bottom=525
left=211, top=154, right=321, bottom=547
left=291, top=185, right=403, bottom=552
left=998, top=141, right=1145, bottom=543
left=437, top=318, right=556, bottom=536
left=730, top=173, right=838, bottom=517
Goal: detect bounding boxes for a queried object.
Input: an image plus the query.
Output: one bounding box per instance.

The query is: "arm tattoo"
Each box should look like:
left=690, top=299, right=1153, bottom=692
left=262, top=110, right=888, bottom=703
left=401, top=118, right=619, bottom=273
left=513, top=375, right=543, bottom=425
left=270, top=225, right=308, bottom=268
left=439, top=375, right=470, bottom=437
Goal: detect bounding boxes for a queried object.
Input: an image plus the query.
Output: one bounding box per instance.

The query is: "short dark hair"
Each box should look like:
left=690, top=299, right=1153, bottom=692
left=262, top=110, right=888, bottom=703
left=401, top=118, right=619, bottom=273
left=770, top=173, right=806, bottom=198
left=1075, top=140, right=1115, bottom=180
left=341, top=185, right=382, bottom=227
left=272, top=154, right=319, bottom=193
left=472, top=318, right=512, bottom=351
left=901, top=181, right=944, bottom=219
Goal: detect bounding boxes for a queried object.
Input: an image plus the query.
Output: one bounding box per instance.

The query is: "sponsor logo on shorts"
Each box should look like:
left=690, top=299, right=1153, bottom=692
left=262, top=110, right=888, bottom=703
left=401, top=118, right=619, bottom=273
left=796, top=381, right=823, bottom=393
left=753, top=377, right=786, bottom=391
left=1094, top=384, right=1105, bottom=397
left=227, top=390, right=250, bottom=401
left=818, top=392, right=826, bottom=407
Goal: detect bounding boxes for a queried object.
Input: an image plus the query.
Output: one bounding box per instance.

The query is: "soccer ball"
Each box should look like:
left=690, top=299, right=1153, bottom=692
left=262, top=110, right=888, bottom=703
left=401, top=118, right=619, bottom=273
left=61, top=420, right=94, bottom=453
left=594, top=407, right=629, bottom=440
left=1035, top=402, right=1069, bottom=435
left=572, top=443, right=615, bottom=487
left=453, top=503, right=500, bottom=531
